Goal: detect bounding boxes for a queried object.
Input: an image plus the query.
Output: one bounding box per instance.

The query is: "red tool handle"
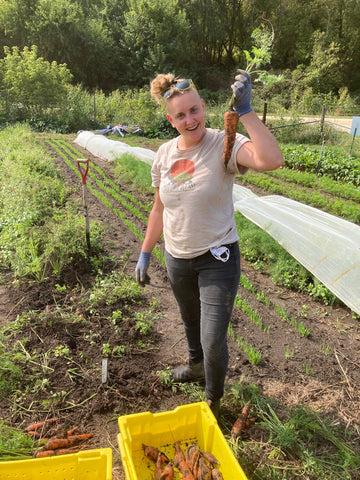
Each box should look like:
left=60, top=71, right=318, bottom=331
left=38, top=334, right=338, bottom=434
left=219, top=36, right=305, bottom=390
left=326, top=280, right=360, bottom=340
left=77, top=158, right=89, bottom=185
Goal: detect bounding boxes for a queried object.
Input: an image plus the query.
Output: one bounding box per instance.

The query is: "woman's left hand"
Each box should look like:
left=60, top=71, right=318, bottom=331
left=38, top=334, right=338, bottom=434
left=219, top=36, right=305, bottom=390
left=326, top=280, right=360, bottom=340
left=231, top=70, right=252, bottom=117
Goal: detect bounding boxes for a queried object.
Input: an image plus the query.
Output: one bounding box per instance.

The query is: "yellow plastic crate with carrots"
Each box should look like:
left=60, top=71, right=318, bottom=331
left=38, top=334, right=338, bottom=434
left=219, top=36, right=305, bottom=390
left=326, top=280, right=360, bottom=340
left=117, top=401, right=248, bottom=480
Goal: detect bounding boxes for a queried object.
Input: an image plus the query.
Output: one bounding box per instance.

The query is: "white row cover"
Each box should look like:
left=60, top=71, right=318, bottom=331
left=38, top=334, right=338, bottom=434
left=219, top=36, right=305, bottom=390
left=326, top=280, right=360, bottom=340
left=75, top=131, right=360, bottom=315
left=74, top=131, right=155, bottom=165
left=234, top=185, right=360, bottom=316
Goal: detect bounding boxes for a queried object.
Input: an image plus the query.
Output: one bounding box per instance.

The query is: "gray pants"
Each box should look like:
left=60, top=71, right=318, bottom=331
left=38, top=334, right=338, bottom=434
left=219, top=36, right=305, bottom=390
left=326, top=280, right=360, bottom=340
left=165, top=242, right=240, bottom=402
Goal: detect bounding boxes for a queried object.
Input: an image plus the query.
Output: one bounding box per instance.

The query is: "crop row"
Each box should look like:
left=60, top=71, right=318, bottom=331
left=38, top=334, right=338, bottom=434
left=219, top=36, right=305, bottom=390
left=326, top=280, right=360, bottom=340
left=280, top=144, right=360, bottom=186
left=47, top=140, right=165, bottom=266
left=238, top=171, right=360, bottom=223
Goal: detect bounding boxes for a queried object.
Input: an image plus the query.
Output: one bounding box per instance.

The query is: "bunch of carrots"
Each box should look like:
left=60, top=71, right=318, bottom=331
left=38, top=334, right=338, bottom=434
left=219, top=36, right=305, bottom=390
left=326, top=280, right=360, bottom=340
left=24, top=418, right=94, bottom=458
left=143, top=442, right=224, bottom=480
left=231, top=400, right=256, bottom=439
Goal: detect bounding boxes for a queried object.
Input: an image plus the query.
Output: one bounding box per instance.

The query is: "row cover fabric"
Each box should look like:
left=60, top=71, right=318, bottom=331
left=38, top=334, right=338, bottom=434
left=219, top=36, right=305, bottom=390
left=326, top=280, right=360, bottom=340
left=74, top=131, right=155, bottom=165
left=74, top=131, right=360, bottom=315
left=233, top=185, right=360, bottom=315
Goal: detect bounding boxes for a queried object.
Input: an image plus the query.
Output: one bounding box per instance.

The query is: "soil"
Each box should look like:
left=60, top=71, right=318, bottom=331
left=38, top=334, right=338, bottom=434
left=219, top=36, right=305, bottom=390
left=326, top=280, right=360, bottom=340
left=1, top=133, right=359, bottom=479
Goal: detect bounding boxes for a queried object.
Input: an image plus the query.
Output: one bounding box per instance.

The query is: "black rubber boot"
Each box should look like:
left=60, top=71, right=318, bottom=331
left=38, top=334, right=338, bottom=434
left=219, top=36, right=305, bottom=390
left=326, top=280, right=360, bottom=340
left=206, top=399, right=221, bottom=421
left=171, top=360, right=205, bottom=383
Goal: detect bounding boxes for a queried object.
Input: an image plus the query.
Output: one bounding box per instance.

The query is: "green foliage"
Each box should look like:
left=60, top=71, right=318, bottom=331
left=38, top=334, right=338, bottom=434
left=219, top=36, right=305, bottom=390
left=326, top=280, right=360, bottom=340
left=113, top=153, right=154, bottom=193
left=0, top=422, right=34, bottom=459
left=0, top=124, right=101, bottom=279
left=120, top=0, right=191, bottom=85
left=226, top=386, right=360, bottom=480
left=0, top=45, right=72, bottom=115
left=144, top=114, right=179, bottom=139
left=0, top=337, right=23, bottom=399
left=88, top=271, right=144, bottom=309
left=281, top=144, right=360, bottom=186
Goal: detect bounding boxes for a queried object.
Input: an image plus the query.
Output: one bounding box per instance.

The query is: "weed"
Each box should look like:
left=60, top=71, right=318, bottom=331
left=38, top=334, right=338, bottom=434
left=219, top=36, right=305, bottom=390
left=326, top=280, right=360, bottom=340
left=52, top=344, right=70, bottom=357
left=134, top=311, right=154, bottom=335
left=285, top=346, right=294, bottom=359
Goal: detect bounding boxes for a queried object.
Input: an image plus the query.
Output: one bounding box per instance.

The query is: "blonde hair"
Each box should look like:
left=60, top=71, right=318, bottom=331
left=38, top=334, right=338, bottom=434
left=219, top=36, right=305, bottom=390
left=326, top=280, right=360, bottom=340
left=150, top=73, right=195, bottom=105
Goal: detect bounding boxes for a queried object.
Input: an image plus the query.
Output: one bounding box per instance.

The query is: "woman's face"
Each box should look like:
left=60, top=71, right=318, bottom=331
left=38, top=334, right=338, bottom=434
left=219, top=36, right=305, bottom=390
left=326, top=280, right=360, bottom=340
left=166, top=90, right=206, bottom=148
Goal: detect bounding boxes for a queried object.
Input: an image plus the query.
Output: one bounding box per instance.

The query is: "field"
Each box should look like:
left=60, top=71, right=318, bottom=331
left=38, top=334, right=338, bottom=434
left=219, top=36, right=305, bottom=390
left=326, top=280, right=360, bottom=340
left=0, top=128, right=359, bottom=480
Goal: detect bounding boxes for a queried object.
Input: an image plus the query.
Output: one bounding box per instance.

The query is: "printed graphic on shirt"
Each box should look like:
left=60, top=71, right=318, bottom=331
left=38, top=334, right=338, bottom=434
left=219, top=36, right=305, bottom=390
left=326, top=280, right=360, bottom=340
left=163, top=158, right=195, bottom=192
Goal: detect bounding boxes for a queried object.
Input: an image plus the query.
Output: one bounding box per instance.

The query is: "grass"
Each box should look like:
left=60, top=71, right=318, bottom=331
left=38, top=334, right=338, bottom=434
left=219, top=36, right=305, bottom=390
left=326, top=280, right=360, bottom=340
left=154, top=375, right=360, bottom=479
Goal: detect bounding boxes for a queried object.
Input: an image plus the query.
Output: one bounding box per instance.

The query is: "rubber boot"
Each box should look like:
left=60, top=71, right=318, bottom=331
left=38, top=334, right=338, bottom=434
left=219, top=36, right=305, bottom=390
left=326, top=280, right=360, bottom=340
left=171, top=360, right=205, bottom=383
left=206, top=399, right=221, bottom=421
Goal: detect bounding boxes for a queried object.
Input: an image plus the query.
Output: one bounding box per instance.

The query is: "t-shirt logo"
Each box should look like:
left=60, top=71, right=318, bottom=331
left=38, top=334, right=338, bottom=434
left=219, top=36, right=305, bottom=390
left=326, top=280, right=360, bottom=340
left=170, top=159, right=195, bottom=184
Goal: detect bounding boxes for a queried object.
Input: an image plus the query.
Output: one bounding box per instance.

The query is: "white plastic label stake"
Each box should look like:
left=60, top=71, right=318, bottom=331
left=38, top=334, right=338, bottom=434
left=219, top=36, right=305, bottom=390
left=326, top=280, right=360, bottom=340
left=102, top=358, right=108, bottom=383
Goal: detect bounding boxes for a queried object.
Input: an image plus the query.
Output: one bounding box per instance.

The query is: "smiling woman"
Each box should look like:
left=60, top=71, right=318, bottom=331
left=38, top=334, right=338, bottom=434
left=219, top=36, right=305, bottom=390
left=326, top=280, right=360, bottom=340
left=135, top=70, right=283, bottom=420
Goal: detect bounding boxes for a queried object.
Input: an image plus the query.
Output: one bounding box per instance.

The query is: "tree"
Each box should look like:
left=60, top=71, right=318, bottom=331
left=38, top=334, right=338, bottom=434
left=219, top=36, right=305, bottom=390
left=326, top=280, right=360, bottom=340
left=182, top=0, right=246, bottom=76
left=27, top=0, right=117, bottom=89
left=120, top=0, right=192, bottom=85
left=0, top=0, right=37, bottom=48
left=1, top=45, right=72, bottom=113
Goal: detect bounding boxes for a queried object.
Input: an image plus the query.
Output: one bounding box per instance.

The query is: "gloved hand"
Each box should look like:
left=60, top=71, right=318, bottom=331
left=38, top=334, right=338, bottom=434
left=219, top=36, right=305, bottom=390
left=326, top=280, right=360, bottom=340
left=231, top=69, right=252, bottom=116
left=135, top=251, right=151, bottom=286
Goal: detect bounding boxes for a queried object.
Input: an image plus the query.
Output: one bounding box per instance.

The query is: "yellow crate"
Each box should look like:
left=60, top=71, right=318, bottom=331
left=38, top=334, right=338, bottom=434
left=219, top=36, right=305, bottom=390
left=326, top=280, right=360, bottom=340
left=0, top=448, right=112, bottom=480
left=117, top=402, right=248, bottom=480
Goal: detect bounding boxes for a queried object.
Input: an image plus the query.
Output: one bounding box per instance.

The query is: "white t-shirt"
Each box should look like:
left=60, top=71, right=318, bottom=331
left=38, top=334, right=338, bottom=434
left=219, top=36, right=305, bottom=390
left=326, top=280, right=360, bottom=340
left=151, top=128, right=249, bottom=258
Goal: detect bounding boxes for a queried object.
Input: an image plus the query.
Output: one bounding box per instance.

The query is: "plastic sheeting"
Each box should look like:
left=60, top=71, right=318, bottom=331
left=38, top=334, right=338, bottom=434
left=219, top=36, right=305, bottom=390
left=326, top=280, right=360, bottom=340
left=74, top=131, right=360, bottom=315
left=233, top=184, right=360, bottom=315
left=74, top=131, right=155, bottom=165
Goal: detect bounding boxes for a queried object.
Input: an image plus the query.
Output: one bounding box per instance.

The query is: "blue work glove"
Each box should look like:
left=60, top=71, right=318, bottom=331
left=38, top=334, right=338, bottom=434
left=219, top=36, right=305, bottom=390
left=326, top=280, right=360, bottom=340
left=135, top=251, right=151, bottom=285
left=231, top=69, right=252, bottom=116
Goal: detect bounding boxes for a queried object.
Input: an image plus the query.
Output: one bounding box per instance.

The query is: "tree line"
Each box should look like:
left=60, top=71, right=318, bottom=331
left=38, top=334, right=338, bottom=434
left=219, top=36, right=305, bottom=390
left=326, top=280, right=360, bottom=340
left=0, top=0, right=359, bottom=97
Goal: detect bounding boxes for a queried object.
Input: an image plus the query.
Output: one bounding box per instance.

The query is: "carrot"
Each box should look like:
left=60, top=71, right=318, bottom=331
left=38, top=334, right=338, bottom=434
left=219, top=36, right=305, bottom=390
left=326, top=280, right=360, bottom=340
left=66, top=426, right=79, bottom=437
left=25, top=418, right=57, bottom=433
left=44, top=433, right=93, bottom=450
left=186, top=444, right=199, bottom=472
left=200, top=450, right=219, bottom=466
left=231, top=400, right=252, bottom=438
left=173, top=442, right=195, bottom=480
left=160, top=463, right=174, bottom=479
left=211, top=469, right=224, bottom=480
left=143, top=444, right=169, bottom=464
left=192, top=458, right=199, bottom=479
left=67, top=433, right=94, bottom=441
left=35, top=446, right=86, bottom=458
left=27, top=430, right=40, bottom=438
left=197, top=456, right=212, bottom=480
left=155, top=451, right=163, bottom=480
left=223, top=109, right=239, bottom=168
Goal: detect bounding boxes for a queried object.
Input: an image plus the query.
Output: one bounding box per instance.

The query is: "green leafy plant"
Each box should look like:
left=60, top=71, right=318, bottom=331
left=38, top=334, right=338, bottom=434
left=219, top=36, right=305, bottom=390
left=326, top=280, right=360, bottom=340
left=236, top=336, right=262, bottom=365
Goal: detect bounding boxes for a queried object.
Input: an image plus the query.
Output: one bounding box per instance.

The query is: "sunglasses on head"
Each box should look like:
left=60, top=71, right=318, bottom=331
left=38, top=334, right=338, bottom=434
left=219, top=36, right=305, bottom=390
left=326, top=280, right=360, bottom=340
left=161, top=79, right=196, bottom=100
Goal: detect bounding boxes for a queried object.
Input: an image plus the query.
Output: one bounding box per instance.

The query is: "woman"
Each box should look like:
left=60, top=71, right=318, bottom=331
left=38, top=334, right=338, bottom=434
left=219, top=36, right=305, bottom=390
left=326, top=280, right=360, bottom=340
left=135, top=70, right=283, bottom=419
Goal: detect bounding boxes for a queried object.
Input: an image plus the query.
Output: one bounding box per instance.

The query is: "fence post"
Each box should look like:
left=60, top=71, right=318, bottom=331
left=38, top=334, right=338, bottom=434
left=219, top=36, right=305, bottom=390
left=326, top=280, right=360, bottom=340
left=93, top=92, right=96, bottom=125
left=262, top=102, right=267, bottom=124
left=320, top=104, right=326, bottom=134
